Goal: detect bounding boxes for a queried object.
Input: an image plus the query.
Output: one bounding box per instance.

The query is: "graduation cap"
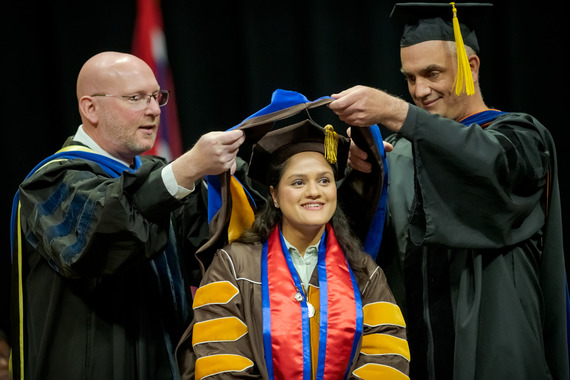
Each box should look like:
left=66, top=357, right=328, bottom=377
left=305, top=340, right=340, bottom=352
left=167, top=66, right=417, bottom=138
left=391, top=2, right=493, bottom=95
left=247, top=119, right=351, bottom=186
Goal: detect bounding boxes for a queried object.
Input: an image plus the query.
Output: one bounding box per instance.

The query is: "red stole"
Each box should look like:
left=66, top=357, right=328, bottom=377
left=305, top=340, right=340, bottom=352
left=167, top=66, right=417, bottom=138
left=261, top=224, right=362, bottom=380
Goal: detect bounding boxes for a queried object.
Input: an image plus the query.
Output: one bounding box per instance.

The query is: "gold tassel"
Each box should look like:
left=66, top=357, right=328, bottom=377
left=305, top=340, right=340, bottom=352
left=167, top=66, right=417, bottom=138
left=451, top=2, right=475, bottom=96
left=324, top=124, right=338, bottom=164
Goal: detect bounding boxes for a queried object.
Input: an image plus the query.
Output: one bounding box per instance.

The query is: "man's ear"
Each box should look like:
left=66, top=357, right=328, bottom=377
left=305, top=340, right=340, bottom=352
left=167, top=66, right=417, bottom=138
left=469, top=54, right=481, bottom=84
left=78, top=96, right=99, bottom=125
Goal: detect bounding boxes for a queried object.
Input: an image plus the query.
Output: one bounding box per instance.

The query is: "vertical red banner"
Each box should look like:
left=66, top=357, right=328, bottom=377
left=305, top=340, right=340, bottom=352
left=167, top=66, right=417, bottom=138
left=132, top=0, right=183, bottom=161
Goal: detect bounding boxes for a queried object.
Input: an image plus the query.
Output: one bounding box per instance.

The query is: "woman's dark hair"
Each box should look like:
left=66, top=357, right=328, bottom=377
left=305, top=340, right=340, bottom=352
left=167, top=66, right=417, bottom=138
left=237, top=155, right=370, bottom=283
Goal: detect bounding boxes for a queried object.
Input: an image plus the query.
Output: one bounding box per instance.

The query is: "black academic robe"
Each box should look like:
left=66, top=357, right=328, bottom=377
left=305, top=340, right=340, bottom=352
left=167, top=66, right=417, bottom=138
left=379, top=106, right=569, bottom=380
left=10, top=138, right=213, bottom=380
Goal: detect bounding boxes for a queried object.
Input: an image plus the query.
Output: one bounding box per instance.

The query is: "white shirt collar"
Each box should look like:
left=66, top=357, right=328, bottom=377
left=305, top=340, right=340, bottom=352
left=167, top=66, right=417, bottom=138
left=73, top=125, right=132, bottom=167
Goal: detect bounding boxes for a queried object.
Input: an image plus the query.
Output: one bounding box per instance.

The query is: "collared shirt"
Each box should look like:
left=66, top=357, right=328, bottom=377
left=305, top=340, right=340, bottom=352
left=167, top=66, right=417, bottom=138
left=283, top=236, right=320, bottom=292
left=73, top=125, right=193, bottom=199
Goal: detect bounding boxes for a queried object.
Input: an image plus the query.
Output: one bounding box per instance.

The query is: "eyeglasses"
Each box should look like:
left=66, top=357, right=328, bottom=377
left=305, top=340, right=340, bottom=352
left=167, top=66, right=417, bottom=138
left=91, top=90, right=170, bottom=107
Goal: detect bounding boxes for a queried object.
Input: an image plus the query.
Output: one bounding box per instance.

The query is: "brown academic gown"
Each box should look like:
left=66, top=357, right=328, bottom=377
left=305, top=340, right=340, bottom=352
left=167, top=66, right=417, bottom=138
left=177, top=241, right=410, bottom=379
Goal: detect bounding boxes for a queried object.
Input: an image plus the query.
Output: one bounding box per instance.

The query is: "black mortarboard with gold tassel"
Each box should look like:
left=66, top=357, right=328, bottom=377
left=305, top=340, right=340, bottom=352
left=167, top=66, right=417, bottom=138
left=247, top=119, right=350, bottom=186
left=390, top=2, right=493, bottom=96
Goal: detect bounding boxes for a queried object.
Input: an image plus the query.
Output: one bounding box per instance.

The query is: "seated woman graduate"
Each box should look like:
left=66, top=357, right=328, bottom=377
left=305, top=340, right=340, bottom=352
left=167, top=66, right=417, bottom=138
left=176, top=120, right=410, bottom=380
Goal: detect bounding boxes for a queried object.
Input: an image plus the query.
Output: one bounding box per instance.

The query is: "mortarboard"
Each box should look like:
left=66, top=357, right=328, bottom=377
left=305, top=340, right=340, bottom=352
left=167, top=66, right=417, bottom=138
left=391, top=2, right=493, bottom=95
left=247, top=119, right=351, bottom=186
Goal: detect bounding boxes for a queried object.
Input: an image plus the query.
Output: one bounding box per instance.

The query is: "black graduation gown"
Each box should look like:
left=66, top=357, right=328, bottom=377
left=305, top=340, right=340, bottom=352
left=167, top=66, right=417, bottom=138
left=10, top=138, right=212, bottom=380
left=379, top=106, right=568, bottom=380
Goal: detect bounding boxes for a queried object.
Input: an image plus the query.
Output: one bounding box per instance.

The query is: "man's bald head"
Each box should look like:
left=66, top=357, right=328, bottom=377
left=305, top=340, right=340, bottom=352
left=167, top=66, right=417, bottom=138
left=76, top=52, right=157, bottom=100
left=75, top=52, right=162, bottom=163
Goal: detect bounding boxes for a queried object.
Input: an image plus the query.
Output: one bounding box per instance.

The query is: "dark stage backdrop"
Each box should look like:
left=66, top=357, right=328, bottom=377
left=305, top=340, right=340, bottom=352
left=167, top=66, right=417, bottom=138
left=3, top=0, right=567, bottom=338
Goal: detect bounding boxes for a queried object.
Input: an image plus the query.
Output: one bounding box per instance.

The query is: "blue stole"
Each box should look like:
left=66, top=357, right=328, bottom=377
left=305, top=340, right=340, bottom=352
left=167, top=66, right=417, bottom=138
left=459, top=109, right=507, bottom=127
left=361, top=124, right=388, bottom=259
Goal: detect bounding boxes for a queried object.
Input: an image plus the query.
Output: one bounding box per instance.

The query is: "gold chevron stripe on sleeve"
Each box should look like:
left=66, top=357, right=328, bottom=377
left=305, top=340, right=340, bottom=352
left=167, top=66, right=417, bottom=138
left=195, top=354, right=254, bottom=379
left=361, top=333, right=411, bottom=361
left=353, top=363, right=410, bottom=380
left=363, top=301, right=406, bottom=327
left=192, top=317, right=248, bottom=346
left=193, top=281, right=238, bottom=309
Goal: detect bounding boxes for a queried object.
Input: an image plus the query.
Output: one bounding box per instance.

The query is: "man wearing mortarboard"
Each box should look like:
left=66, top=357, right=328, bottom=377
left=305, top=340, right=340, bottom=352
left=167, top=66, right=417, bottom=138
left=329, top=3, right=568, bottom=380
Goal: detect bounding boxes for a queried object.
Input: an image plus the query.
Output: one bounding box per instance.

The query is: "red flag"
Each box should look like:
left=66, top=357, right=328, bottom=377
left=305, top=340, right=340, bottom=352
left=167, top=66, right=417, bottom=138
left=132, top=0, right=183, bottom=161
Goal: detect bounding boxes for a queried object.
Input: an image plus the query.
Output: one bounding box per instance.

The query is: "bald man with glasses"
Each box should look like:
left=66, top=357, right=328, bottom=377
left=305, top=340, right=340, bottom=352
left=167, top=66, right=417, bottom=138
left=8, top=51, right=245, bottom=380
